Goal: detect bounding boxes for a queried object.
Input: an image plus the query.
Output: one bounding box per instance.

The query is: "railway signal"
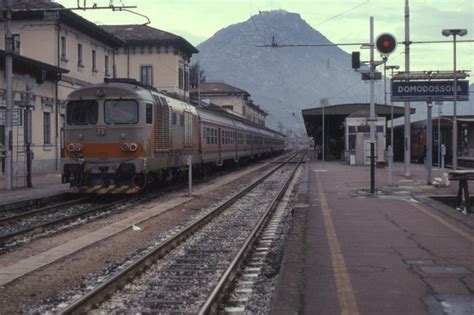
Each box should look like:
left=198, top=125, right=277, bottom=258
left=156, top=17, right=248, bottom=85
left=351, top=52, right=360, bottom=69
left=376, top=33, right=397, bottom=55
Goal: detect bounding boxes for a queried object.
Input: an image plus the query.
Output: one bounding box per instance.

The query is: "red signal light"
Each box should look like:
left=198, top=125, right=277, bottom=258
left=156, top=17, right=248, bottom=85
left=376, top=33, right=397, bottom=55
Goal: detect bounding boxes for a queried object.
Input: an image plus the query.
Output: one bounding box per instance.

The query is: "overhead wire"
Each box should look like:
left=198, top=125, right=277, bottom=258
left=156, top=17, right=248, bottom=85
left=314, top=0, right=370, bottom=27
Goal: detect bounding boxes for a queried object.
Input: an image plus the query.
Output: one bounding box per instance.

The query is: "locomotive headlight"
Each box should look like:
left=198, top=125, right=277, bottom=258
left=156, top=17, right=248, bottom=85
left=67, top=143, right=76, bottom=152
left=67, top=143, right=83, bottom=152
left=129, top=142, right=138, bottom=152
left=121, top=143, right=130, bottom=152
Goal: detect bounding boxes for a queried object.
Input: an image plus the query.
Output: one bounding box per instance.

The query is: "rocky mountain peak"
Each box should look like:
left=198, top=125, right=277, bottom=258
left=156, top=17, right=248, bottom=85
left=193, top=11, right=382, bottom=132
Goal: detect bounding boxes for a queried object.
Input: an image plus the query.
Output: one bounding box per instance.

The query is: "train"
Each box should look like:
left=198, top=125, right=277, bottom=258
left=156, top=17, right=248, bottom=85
left=61, top=79, right=285, bottom=193
left=393, top=118, right=453, bottom=165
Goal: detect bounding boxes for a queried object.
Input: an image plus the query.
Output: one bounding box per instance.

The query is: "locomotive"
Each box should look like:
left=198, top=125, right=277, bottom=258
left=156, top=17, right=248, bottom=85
left=61, top=79, right=285, bottom=193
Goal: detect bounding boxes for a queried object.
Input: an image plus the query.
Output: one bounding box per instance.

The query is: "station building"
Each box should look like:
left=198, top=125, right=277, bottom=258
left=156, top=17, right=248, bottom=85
left=0, top=50, right=67, bottom=175
left=302, top=103, right=413, bottom=165
left=0, top=0, right=198, bottom=184
left=190, top=82, right=267, bottom=127
left=100, top=24, right=198, bottom=101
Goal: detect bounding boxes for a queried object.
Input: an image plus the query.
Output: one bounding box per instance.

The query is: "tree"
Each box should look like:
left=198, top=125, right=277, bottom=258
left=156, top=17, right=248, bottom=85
left=190, top=62, right=206, bottom=88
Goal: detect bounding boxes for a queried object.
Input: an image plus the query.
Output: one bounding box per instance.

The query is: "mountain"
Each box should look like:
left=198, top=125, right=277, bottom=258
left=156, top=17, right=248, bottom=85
left=192, top=10, right=385, bottom=133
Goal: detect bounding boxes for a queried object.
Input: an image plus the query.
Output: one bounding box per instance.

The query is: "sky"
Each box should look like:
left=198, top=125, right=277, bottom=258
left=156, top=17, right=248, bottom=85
left=55, top=0, right=474, bottom=74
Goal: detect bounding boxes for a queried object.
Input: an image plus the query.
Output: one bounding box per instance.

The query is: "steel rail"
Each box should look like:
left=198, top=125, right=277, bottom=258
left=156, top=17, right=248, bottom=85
left=0, top=198, right=126, bottom=246
left=198, top=152, right=305, bottom=314
left=0, top=197, right=91, bottom=226
left=59, top=152, right=299, bottom=314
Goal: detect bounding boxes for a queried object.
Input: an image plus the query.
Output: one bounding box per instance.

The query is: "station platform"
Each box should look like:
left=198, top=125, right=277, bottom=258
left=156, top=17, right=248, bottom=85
left=272, top=152, right=474, bottom=314
left=0, top=171, right=69, bottom=209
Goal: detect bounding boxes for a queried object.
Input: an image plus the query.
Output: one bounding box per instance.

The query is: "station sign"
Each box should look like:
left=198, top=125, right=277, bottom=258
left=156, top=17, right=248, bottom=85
left=391, top=80, right=469, bottom=102
left=0, top=110, right=22, bottom=126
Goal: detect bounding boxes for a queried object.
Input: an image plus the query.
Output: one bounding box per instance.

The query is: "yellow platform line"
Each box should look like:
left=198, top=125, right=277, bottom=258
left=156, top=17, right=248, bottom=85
left=410, top=202, right=474, bottom=243
left=316, top=173, right=360, bottom=315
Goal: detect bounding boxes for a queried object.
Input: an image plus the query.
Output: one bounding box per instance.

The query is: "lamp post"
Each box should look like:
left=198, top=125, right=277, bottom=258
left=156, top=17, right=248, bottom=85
left=320, top=98, right=328, bottom=169
left=435, top=101, right=443, bottom=171
left=386, top=65, right=400, bottom=150
left=442, top=28, right=467, bottom=170
left=385, top=65, right=399, bottom=186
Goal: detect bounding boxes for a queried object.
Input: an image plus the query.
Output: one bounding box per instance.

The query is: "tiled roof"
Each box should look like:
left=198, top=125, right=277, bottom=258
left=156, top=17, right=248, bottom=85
left=8, top=0, right=124, bottom=47
left=192, top=82, right=250, bottom=96
left=100, top=24, right=198, bottom=55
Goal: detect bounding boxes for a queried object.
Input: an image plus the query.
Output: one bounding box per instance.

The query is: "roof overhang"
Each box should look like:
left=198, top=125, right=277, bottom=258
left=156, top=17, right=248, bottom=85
left=302, top=103, right=416, bottom=137
left=11, top=9, right=124, bottom=47
left=0, top=50, right=69, bottom=83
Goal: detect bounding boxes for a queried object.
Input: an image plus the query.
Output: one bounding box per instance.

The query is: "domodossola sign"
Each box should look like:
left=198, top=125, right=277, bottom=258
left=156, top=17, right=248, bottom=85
left=391, top=80, right=469, bottom=102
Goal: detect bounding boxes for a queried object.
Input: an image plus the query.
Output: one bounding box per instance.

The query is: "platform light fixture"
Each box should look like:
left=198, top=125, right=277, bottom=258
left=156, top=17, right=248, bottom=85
left=441, top=28, right=468, bottom=170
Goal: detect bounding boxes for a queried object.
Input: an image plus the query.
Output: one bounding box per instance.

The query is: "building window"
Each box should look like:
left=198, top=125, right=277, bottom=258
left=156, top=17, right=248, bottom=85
left=12, top=34, right=20, bottom=53
left=0, top=125, right=4, bottom=147
left=140, top=65, right=153, bottom=86
left=92, top=49, right=97, bottom=72
left=184, top=69, right=189, bottom=91
left=178, top=67, right=184, bottom=89
left=77, top=43, right=83, bottom=67
left=105, top=55, right=109, bottom=76
left=44, top=112, right=51, bottom=144
left=61, top=36, right=67, bottom=61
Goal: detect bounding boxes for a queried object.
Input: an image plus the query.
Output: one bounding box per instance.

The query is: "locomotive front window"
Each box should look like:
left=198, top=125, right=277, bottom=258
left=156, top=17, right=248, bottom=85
left=66, top=100, right=98, bottom=125
left=104, top=100, right=139, bottom=124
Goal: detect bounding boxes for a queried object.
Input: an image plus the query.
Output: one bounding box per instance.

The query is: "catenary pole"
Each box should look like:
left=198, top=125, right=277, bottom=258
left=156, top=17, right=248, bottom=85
left=427, top=100, right=433, bottom=184
left=197, top=64, right=201, bottom=106
left=5, top=0, right=13, bottom=190
left=438, top=103, right=442, bottom=170
left=369, top=17, right=375, bottom=194
left=452, top=34, right=458, bottom=170
left=404, top=0, right=411, bottom=177
left=322, top=99, right=325, bottom=169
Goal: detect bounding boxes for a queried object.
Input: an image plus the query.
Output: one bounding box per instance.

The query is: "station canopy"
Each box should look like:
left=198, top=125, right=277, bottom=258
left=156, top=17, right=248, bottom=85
left=302, top=103, right=415, bottom=137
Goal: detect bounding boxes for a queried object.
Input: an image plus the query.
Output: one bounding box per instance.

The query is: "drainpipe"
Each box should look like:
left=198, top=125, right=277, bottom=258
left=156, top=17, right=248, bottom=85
left=112, top=47, right=117, bottom=78
left=127, top=46, right=130, bottom=78
left=55, top=21, right=61, bottom=170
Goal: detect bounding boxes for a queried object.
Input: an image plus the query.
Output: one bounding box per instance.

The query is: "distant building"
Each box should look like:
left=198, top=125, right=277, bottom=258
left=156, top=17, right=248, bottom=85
left=0, top=50, right=68, bottom=175
left=190, top=82, right=267, bottom=126
left=101, top=24, right=198, bottom=100
left=0, top=0, right=121, bottom=175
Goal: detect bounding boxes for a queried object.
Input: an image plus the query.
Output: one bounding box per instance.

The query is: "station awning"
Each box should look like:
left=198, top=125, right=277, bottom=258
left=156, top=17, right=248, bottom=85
left=302, top=103, right=415, bottom=137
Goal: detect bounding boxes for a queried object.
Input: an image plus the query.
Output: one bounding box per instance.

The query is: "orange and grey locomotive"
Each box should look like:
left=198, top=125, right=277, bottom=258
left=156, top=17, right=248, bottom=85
left=61, top=79, right=285, bottom=193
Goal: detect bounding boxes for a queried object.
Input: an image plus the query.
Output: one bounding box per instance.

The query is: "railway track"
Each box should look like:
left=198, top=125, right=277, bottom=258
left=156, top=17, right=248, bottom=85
left=0, top=154, right=293, bottom=253
left=56, top=152, right=304, bottom=314
left=0, top=197, right=126, bottom=249
left=0, top=197, right=90, bottom=225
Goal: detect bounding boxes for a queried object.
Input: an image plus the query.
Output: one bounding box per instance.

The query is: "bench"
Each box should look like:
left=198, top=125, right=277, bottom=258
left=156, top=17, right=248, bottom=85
left=448, top=170, right=474, bottom=214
